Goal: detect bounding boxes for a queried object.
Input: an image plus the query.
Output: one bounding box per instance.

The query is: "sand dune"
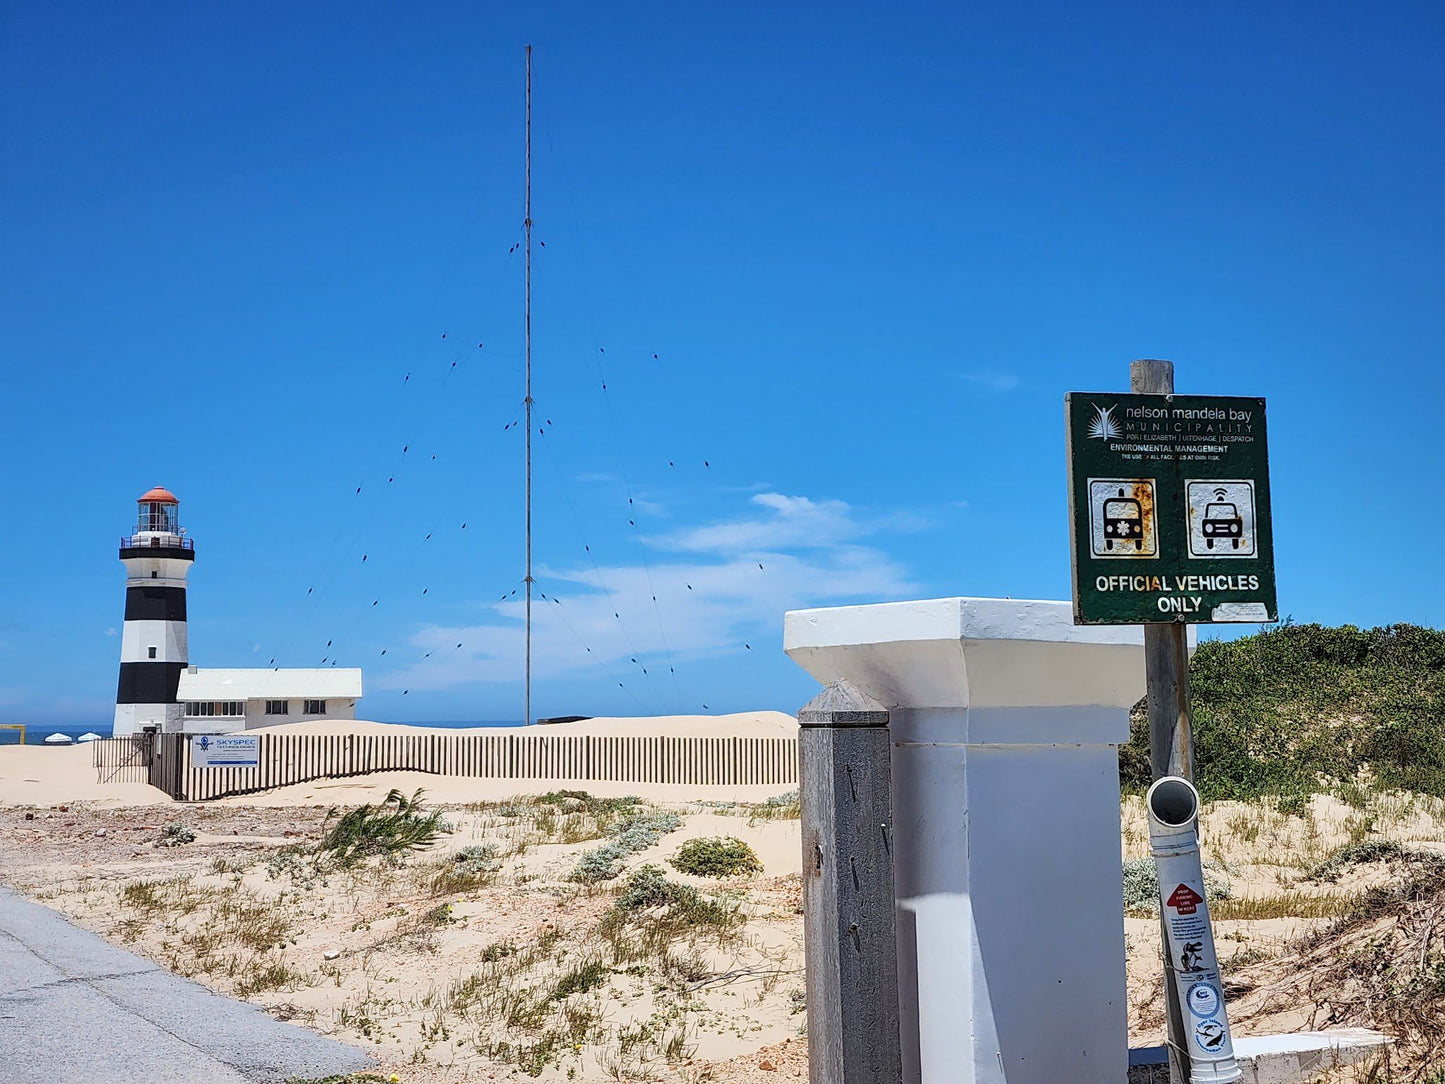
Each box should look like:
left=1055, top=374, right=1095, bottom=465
left=256, top=710, right=798, bottom=739
left=0, top=713, right=800, bottom=808
left=0, top=744, right=171, bottom=807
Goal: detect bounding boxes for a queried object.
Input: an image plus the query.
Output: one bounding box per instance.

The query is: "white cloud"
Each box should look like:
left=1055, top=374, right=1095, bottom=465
left=104, top=628, right=117, bottom=637
left=377, top=493, right=916, bottom=692
left=653, top=492, right=924, bottom=555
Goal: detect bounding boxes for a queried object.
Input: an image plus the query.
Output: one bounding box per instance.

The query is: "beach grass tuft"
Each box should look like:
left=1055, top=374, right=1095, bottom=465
left=320, top=788, right=448, bottom=867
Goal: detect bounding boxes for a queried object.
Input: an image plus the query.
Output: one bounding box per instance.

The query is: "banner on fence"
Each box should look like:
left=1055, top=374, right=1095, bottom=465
left=191, top=733, right=260, bottom=768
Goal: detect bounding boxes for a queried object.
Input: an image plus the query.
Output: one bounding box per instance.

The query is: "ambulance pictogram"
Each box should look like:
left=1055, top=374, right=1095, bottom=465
left=1087, top=479, right=1158, bottom=558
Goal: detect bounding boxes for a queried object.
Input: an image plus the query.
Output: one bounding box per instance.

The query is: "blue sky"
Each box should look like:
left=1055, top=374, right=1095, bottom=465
left=4, top=2, right=1444, bottom=726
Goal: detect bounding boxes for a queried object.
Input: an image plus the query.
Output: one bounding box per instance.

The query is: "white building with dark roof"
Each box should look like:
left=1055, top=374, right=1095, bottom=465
left=176, top=667, right=363, bottom=734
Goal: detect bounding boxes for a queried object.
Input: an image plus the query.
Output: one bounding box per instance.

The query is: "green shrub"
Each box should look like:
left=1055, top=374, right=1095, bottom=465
left=159, top=823, right=196, bottom=847
left=320, top=788, right=448, bottom=867
left=613, top=864, right=739, bottom=930
left=611, top=810, right=681, bottom=851
left=1119, top=623, right=1445, bottom=803
left=480, top=940, right=516, bottom=963
left=570, top=844, right=626, bottom=884
left=670, top=836, right=762, bottom=878
left=618, top=864, right=695, bottom=911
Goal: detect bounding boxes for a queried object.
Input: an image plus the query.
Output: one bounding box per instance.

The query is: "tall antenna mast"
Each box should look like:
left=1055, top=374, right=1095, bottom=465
left=523, top=44, right=534, bottom=726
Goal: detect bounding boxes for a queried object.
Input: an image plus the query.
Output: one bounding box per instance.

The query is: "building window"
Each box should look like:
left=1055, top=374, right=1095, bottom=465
left=266, top=700, right=289, bottom=716
left=148, top=646, right=157, bottom=659
left=151, top=570, right=158, bottom=579
left=184, top=701, right=243, bottom=717
left=303, top=699, right=326, bottom=715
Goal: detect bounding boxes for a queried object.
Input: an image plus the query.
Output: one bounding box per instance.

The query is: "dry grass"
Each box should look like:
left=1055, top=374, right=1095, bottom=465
left=1210, top=891, right=1360, bottom=921
left=34, top=792, right=800, bottom=1081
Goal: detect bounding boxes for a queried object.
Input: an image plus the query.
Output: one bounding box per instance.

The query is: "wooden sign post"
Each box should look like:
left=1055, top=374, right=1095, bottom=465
left=1065, top=358, right=1278, bottom=1084
left=1134, top=359, right=1195, bottom=1084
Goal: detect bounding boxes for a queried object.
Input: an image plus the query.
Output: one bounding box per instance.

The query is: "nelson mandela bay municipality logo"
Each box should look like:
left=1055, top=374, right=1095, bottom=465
left=1088, top=403, right=1121, bottom=440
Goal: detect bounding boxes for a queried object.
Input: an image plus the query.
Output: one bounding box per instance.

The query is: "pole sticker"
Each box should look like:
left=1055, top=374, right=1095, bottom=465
left=1166, top=883, right=1204, bottom=915
left=1186, top=981, right=1222, bottom=1018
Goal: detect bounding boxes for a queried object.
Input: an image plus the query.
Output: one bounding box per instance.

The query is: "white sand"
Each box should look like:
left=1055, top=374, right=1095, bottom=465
left=211, top=770, right=795, bottom=807
left=0, top=744, right=172, bottom=807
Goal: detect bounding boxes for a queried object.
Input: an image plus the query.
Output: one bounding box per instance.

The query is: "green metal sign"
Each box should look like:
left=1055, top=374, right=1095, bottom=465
left=1066, top=392, right=1277, bottom=625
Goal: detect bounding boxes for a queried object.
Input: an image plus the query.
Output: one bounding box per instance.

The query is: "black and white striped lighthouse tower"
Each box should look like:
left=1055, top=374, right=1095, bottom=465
left=113, top=487, right=195, bottom=736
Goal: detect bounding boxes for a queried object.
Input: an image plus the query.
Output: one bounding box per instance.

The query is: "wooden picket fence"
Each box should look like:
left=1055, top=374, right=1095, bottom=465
left=94, top=730, right=799, bottom=801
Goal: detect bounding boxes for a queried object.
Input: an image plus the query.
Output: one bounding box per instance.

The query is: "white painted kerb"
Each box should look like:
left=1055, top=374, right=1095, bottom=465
left=784, top=597, right=1144, bottom=1084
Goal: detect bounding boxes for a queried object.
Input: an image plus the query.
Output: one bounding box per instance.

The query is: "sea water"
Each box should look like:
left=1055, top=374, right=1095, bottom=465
left=0, top=719, right=524, bottom=745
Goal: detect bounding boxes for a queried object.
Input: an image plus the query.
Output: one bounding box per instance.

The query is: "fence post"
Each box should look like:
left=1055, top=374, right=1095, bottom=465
left=798, top=679, right=901, bottom=1084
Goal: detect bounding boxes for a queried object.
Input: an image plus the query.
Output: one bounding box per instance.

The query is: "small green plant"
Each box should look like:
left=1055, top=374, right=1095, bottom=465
left=320, top=788, right=448, bottom=867
left=610, top=864, right=741, bottom=932
left=758, top=790, right=801, bottom=819
left=454, top=843, right=502, bottom=872
left=1307, top=839, right=1432, bottom=882
left=159, top=823, right=196, bottom=847
left=552, top=958, right=608, bottom=1000
left=670, top=836, right=762, bottom=878
left=480, top=940, right=517, bottom=963
left=120, top=879, right=164, bottom=911
left=611, top=810, right=682, bottom=852
left=568, top=809, right=682, bottom=882
left=618, top=864, right=693, bottom=910
left=235, top=960, right=303, bottom=997
left=421, top=902, right=453, bottom=926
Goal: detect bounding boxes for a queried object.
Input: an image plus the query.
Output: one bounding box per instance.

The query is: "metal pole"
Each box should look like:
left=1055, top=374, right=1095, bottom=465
left=523, top=45, right=534, bottom=727
left=1131, top=357, right=1195, bottom=1084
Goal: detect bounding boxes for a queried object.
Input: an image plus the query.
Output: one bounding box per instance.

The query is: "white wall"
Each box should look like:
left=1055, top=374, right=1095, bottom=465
left=120, top=620, right=188, bottom=664
left=242, top=698, right=357, bottom=730
left=120, top=555, right=193, bottom=588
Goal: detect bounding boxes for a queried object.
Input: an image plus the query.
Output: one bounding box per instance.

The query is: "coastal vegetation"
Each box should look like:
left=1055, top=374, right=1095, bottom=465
left=670, top=836, right=762, bottom=878
left=319, top=787, right=447, bottom=867
left=15, top=623, right=1445, bottom=1079
left=7, top=792, right=802, bottom=1081
left=1121, top=622, right=1445, bottom=803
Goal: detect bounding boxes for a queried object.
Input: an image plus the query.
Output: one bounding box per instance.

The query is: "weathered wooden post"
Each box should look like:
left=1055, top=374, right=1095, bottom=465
left=798, top=679, right=902, bottom=1084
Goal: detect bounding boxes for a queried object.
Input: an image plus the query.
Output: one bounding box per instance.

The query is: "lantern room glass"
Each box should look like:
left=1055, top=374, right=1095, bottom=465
left=138, top=501, right=178, bottom=534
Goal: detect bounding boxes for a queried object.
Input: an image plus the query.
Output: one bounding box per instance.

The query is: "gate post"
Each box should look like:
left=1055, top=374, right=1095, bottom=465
left=787, top=597, right=1143, bottom=1084
left=798, top=680, right=902, bottom=1084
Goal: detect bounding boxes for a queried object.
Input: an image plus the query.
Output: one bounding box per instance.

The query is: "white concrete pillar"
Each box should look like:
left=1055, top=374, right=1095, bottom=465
left=784, top=597, right=1144, bottom=1084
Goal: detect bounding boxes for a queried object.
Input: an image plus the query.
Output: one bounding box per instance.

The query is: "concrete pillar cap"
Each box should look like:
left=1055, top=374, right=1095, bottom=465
left=785, top=596, right=1148, bottom=711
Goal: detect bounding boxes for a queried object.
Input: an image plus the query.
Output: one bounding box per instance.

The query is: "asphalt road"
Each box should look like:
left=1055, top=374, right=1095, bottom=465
left=0, top=886, right=372, bottom=1084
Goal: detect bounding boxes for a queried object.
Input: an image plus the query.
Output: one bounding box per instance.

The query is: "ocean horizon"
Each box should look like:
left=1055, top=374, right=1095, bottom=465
left=0, top=718, right=525, bottom=745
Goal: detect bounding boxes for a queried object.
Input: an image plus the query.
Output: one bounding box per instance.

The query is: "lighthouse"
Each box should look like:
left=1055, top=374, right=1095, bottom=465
left=113, top=487, right=195, bottom=736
